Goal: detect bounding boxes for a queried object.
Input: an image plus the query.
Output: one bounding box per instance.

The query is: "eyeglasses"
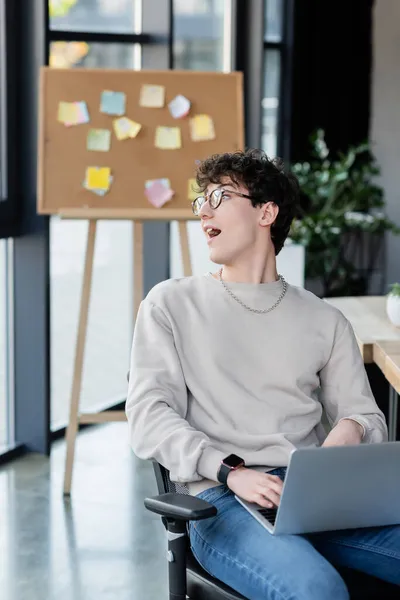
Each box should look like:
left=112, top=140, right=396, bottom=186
left=191, top=188, right=254, bottom=216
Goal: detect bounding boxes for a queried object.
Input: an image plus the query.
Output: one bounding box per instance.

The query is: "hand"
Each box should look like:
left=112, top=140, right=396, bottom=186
left=227, top=467, right=284, bottom=508
left=322, top=418, right=364, bottom=448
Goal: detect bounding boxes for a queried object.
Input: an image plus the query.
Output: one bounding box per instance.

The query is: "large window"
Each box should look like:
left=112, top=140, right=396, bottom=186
left=173, top=0, right=226, bottom=71
left=0, top=240, right=6, bottom=446
left=49, top=41, right=137, bottom=69
left=48, top=0, right=141, bottom=429
left=262, top=49, right=281, bottom=157
left=0, top=238, right=12, bottom=450
left=262, top=0, right=284, bottom=158
left=49, top=0, right=138, bottom=34
left=50, top=219, right=133, bottom=429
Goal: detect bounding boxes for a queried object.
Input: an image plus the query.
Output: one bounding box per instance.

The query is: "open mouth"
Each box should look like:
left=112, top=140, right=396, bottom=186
left=205, top=227, right=221, bottom=239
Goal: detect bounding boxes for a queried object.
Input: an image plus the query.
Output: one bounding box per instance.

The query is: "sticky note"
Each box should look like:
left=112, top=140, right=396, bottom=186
left=113, top=117, right=141, bottom=140
left=86, top=167, right=111, bottom=191
left=58, top=102, right=74, bottom=123
left=83, top=179, right=113, bottom=196
left=155, top=126, right=181, bottom=150
left=190, top=114, right=216, bottom=142
left=188, top=178, right=198, bottom=201
left=168, top=94, right=191, bottom=119
left=75, top=101, right=90, bottom=124
left=145, top=179, right=174, bottom=208
left=145, top=178, right=171, bottom=191
left=83, top=168, right=113, bottom=196
left=87, top=129, right=111, bottom=152
left=58, top=101, right=89, bottom=126
left=100, top=90, right=126, bottom=116
left=140, top=84, right=165, bottom=108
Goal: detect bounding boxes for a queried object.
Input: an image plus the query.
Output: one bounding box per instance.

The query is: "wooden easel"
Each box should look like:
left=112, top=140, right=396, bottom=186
left=63, top=216, right=192, bottom=495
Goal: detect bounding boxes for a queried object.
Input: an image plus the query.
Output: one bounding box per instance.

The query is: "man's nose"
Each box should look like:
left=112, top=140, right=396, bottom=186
left=199, top=198, right=213, bottom=218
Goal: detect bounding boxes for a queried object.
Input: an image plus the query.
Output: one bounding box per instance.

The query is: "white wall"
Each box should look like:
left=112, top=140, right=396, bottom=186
left=170, top=221, right=305, bottom=287
left=370, top=0, right=400, bottom=286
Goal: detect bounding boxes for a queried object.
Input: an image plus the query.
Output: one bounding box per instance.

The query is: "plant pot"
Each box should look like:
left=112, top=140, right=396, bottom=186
left=386, top=294, right=400, bottom=327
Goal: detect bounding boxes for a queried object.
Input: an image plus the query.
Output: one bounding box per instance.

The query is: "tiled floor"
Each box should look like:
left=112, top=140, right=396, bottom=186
left=0, top=423, right=168, bottom=600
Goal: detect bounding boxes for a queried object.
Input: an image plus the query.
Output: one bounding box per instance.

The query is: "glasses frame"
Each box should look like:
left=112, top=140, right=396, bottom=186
left=191, top=187, right=255, bottom=216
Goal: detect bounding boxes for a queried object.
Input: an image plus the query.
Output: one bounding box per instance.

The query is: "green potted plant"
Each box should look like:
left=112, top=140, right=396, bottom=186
left=289, top=129, right=400, bottom=297
left=387, top=283, right=400, bottom=327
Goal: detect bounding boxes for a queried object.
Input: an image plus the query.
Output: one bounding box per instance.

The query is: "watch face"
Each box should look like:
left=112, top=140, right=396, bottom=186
left=223, top=454, right=244, bottom=469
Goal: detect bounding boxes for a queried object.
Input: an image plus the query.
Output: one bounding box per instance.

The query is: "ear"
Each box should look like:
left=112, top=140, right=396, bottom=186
left=259, top=202, right=279, bottom=228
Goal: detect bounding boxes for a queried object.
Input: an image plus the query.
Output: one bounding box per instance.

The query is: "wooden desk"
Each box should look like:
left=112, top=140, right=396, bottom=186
left=373, top=342, right=400, bottom=441
left=324, top=297, right=400, bottom=363
left=325, top=297, right=400, bottom=441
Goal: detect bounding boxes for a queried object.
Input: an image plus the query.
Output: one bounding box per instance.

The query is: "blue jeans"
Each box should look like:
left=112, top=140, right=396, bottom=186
left=189, top=468, right=400, bottom=600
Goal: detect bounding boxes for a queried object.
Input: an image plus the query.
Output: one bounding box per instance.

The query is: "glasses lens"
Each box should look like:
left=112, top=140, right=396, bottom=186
left=209, top=189, right=222, bottom=209
left=192, top=198, right=203, bottom=215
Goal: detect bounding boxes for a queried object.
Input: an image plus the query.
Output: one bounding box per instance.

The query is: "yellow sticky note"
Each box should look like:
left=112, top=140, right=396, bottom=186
left=190, top=114, right=216, bottom=142
left=58, top=101, right=79, bottom=125
left=155, top=126, right=181, bottom=150
left=140, top=84, right=165, bottom=108
left=86, top=167, right=111, bottom=191
left=113, top=117, right=141, bottom=140
left=188, top=178, right=198, bottom=201
left=57, top=102, right=69, bottom=122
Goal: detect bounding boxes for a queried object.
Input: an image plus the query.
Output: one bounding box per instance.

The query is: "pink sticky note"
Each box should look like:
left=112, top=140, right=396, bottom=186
left=145, top=180, right=174, bottom=208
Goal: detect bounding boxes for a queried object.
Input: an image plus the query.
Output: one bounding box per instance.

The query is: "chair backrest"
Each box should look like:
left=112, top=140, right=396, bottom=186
left=152, top=461, right=189, bottom=496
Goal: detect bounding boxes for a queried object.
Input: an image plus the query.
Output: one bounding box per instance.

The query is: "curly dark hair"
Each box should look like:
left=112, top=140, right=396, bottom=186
left=196, top=149, right=300, bottom=255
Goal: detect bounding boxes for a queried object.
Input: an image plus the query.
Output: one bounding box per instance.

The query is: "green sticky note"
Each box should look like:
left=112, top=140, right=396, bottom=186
left=87, top=129, right=111, bottom=152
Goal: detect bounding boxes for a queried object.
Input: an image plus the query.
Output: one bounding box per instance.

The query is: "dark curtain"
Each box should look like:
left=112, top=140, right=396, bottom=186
left=289, top=0, right=375, bottom=162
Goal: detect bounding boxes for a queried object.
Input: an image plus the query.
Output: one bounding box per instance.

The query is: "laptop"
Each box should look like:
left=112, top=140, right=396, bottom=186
left=235, top=442, right=400, bottom=535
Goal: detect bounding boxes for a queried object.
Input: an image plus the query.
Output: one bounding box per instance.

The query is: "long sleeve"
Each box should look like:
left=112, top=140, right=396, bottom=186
left=319, top=318, right=388, bottom=444
left=126, top=298, right=225, bottom=483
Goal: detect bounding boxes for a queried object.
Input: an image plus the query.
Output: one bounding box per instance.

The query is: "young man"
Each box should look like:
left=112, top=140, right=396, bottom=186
left=126, top=150, right=399, bottom=599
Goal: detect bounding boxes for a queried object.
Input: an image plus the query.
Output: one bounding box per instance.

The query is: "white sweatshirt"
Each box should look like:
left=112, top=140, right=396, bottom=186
left=126, top=275, right=387, bottom=495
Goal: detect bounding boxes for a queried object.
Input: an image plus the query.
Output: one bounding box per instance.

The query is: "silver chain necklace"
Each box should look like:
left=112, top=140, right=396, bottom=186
left=218, top=268, right=288, bottom=314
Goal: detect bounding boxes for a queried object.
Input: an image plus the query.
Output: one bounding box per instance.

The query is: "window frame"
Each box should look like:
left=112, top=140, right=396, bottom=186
left=0, top=0, right=20, bottom=239
left=263, top=0, right=295, bottom=163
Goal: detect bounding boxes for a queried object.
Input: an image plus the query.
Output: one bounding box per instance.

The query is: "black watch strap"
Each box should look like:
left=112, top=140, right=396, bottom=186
left=217, top=463, right=233, bottom=486
left=217, top=454, right=245, bottom=485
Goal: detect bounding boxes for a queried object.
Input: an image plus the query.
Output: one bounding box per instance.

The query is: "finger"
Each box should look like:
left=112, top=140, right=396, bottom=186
left=266, top=474, right=284, bottom=487
left=265, top=479, right=283, bottom=496
left=253, top=493, right=274, bottom=509
left=259, top=476, right=283, bottom=496
left=258, top=473, right=282, bottom=485
left=258, top=488, right=281, bottom=507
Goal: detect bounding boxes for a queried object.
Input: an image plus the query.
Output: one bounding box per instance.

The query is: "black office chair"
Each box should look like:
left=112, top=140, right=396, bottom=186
left=144, top=461, right=399, bottom=600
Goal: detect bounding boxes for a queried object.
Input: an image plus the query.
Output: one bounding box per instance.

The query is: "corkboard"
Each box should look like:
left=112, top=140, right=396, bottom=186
left=37, top=67, right=244, bottom=220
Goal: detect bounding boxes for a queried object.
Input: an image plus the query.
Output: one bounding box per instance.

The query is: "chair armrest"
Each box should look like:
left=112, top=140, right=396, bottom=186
left=144, top=492, right=217, bottom=521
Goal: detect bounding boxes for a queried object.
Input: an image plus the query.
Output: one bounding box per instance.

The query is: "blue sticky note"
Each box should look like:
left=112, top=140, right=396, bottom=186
left=100, top=90, right=126, bottom=116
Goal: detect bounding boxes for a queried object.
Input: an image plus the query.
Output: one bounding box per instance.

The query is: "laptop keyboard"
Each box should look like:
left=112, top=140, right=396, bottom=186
left=257, top=507, right=278, bottom=526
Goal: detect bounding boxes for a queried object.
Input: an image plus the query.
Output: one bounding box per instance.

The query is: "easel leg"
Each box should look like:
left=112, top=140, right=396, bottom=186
left=178, top=221, right=192, bottom=277
left=133, top=220, right=143, bottom=320
left=63, top=219, right=97, bottom=495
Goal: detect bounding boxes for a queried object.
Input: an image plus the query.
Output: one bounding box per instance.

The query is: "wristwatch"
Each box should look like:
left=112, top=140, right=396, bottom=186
left=217, top=454, right=245, bottom=485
